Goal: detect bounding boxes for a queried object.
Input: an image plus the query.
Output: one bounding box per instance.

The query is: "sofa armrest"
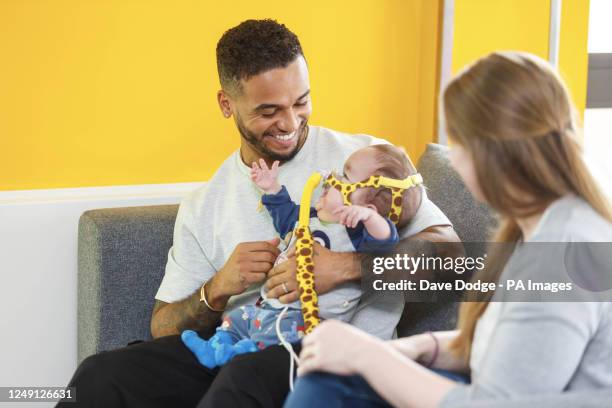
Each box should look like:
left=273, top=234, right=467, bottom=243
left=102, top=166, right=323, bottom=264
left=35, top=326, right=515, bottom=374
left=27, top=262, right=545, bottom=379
left=77, top=204, right=178, bottom=363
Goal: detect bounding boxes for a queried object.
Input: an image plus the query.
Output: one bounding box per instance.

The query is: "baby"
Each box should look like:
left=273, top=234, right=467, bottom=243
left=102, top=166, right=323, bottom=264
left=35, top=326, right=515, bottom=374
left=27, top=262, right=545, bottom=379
left=182, top=144, right=423, bottom=368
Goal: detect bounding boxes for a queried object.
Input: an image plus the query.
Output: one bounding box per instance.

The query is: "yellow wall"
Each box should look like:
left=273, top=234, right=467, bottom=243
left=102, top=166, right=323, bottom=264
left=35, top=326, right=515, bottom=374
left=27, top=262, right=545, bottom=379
left=452, top=0, right=590, bottom=114
left=559, top=0, right=591, bottom=114
left=0, top=0, right=442, bottom=191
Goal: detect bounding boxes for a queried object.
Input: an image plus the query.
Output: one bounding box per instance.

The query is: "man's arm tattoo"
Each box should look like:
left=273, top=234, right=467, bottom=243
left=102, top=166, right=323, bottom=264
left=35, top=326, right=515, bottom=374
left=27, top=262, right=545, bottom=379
left=150, top=291, right=222, bottom=339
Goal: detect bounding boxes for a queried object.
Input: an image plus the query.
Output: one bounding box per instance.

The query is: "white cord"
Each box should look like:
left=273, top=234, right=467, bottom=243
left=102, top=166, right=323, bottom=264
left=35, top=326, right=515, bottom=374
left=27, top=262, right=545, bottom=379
left=276, top=306, right=300, bottom=390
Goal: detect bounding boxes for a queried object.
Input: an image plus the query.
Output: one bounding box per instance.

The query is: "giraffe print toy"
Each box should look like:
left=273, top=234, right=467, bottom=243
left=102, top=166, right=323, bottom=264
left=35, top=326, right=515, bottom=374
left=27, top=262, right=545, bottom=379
left=295, top=172, right=323, bottom=334
left=294, top=171, right=423, bottom=334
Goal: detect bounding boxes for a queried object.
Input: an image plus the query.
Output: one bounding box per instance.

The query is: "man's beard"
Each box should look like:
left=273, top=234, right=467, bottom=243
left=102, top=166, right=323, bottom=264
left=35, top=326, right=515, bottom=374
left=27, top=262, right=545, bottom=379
left=235, top=115, right=307, bottom=162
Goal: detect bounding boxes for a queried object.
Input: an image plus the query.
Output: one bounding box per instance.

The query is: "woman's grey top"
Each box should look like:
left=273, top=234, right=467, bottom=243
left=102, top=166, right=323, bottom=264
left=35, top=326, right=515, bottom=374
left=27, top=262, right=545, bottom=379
left=441, top=195, right=612, bottom=407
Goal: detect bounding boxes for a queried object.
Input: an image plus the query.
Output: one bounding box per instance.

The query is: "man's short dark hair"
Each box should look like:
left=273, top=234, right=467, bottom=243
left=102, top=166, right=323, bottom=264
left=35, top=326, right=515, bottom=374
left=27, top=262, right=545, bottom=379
left=216, top=19, right=304, bottom=95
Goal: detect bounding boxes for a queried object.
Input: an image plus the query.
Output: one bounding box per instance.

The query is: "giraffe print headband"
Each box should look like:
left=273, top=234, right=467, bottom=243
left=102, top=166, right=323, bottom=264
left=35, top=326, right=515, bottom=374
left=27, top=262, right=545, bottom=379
left=322, top=172, right=424, bottom=224
left=293, top=171, right=425, bottom=335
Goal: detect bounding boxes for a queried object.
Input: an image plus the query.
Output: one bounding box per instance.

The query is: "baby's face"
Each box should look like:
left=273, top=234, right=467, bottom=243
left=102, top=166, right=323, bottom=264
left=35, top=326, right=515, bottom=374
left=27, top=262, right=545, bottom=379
left=315, top=180, right=345, bottom=222
left=315, top=147, right=379, bottom=222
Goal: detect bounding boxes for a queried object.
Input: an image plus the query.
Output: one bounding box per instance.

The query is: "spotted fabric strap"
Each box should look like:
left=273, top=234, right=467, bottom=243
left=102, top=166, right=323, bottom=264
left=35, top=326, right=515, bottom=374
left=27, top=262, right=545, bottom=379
left=294, top=225, right=320, bottom=334
left=323, top=173, right=424, bottom=224
left=294, top=172, right=323, bottom=334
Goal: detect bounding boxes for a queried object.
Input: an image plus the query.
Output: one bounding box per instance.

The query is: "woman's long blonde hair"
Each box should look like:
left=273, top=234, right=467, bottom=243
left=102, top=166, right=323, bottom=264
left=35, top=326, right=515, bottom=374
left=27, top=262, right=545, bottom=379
left=444, top=51, right=612, bottom=360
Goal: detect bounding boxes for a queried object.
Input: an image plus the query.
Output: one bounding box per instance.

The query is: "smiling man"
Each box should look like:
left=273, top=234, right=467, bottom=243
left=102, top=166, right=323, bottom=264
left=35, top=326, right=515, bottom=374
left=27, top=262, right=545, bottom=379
left=59, top=19, right=458, bottom=408
left=219, top=41, right=311, bottom=164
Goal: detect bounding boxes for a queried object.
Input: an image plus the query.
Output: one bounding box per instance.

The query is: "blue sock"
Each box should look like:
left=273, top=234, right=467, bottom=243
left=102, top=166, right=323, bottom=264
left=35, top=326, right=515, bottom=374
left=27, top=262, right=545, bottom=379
left=182, top=330, right=259, bottom=368
left=181, top=330, right=217, bottom=369
left=214, top=338, right=258, bottom=366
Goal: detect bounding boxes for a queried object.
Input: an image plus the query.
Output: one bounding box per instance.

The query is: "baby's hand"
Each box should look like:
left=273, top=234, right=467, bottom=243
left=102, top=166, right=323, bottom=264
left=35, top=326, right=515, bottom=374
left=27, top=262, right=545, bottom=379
left=333, top=205, right=375, bottom=228
left=251, top=159, right=281, bottom=194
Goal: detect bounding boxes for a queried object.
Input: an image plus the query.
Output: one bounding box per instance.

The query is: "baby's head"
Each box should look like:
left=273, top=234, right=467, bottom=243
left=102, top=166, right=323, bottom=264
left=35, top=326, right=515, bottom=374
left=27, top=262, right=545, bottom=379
left=315, top=144, right=422, bottom=228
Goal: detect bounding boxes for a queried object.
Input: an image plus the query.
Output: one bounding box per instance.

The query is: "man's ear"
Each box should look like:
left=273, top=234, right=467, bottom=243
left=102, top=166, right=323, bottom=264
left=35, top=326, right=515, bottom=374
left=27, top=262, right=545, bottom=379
left=217, top=90, right=233, bottom=118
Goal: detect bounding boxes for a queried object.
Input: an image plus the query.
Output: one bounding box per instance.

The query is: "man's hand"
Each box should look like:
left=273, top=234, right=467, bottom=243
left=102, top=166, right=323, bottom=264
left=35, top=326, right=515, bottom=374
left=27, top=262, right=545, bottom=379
left=250, top=159, right=281, bottom=194
left=208, top=238, right=281, bottom=309
left=265, top=225, right=460, bottom=305
left=151, top=237, right=280, bottom=338
left=265, top=242, right=359, bottom=303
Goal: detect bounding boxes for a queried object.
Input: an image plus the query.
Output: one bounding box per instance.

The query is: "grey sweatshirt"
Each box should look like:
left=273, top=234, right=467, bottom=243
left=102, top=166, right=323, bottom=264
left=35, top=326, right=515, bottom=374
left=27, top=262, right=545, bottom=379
left=441, top=195, right=612, bottom=407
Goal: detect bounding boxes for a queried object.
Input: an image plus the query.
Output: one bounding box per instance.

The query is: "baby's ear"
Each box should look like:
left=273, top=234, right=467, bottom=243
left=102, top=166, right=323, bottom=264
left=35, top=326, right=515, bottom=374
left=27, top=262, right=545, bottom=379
left=365, top=204, right=378, bottom=212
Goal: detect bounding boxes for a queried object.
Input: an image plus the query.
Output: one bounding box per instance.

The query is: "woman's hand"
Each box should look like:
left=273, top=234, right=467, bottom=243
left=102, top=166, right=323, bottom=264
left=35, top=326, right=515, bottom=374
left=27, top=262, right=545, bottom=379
left=388, top=333, right=436, bottom=363
left=390, top=331, right=468, bottom=372
left=298, top=320, right=382, bottom=376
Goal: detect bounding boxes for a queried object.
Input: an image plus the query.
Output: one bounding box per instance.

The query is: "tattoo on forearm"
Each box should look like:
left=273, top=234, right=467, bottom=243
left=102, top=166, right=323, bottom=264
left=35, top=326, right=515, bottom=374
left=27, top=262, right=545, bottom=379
left=151, top=291, right=221, bottom=338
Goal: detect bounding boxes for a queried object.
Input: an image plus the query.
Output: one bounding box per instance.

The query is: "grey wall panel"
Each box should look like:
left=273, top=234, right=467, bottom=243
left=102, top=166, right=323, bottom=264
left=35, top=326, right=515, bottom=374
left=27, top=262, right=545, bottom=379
left=587, top=53, right=612, bottom=108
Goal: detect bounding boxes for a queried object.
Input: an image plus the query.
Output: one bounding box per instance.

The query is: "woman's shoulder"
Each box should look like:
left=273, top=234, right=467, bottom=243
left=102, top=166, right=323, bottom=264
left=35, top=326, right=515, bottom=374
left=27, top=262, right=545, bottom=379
left=533, top=195, right=612, bottom=242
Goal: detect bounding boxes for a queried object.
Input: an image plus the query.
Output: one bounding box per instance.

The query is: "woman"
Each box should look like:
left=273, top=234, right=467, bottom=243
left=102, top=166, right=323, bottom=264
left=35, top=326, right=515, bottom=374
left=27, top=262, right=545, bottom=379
left=284, top=51, right=612, bottom=407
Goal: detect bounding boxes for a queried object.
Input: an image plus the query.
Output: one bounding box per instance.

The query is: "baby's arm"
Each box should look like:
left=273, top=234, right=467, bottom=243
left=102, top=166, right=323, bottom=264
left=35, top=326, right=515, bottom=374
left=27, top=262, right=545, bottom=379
left=251, top=159, right=281, bottom=194
left=253, top=159, right=316, bottom=238
left=334, top=205, right=391, bottom=240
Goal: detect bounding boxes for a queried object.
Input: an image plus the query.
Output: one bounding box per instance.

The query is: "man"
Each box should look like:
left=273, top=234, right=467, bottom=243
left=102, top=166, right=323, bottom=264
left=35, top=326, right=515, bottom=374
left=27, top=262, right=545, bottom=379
left=59, top=19, right=459, bottom=408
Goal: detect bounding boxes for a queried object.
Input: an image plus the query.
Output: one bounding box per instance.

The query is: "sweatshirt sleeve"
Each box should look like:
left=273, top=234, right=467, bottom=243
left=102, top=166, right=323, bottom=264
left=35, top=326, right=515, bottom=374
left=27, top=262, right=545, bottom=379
left=155, top=189, right=217, bottom=302
left=261, top=185, right=317, bottom=238
left=348, top=218, right=399, bottom=253
left=439, top=301, right=601, bottom=407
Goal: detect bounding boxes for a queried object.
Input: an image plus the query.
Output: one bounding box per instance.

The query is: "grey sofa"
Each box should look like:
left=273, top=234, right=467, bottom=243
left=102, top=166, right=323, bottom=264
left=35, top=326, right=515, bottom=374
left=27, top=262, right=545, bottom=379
left=77, top=143, right=611, bottom=407
left=78, top=143, right=496, bottom=361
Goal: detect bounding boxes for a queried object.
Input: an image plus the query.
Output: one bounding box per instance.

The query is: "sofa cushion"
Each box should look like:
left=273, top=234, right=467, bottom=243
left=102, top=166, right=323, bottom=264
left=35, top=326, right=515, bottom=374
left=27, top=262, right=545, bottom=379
left=417, top=143, right=497, bottom=244
left=395, top=144, right=497, bottom=337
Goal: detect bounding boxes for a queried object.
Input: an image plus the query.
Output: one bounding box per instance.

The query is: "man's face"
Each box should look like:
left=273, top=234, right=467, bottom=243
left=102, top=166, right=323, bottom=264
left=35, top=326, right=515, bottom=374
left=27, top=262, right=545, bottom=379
left=227, top=56, right=312, bottom=162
